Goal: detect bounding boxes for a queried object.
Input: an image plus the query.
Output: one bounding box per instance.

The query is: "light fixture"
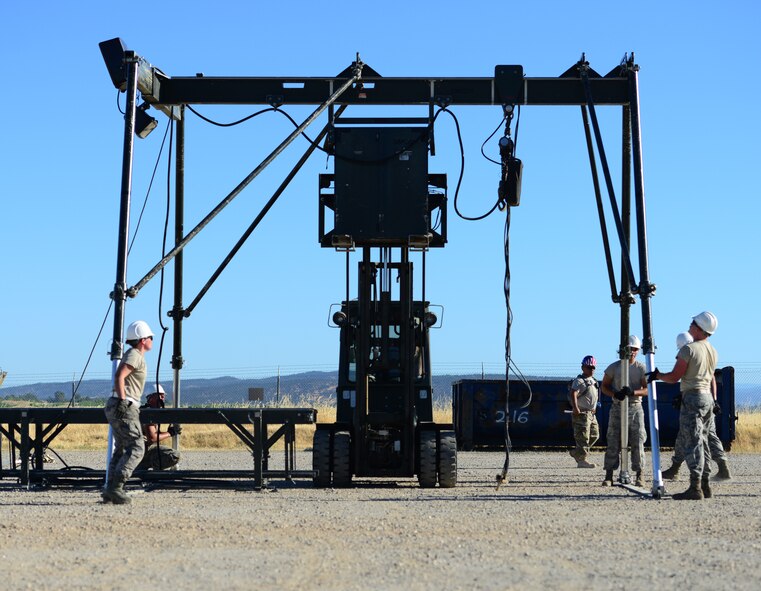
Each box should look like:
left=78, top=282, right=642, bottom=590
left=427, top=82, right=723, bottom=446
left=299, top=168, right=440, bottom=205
left=331, top=235, right=355, bottom=251
left=424, top=312, right=437, bottom=328
left=135, top=103, right=158, bottom=139
left=99, top=37, right=128, bottom=91
left=333, top=311, right=348, bottom=327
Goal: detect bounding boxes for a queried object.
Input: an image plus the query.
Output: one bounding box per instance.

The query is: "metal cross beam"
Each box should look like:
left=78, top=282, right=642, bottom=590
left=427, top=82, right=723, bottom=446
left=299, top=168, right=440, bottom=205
left=100, top=38, right=631, bottom=108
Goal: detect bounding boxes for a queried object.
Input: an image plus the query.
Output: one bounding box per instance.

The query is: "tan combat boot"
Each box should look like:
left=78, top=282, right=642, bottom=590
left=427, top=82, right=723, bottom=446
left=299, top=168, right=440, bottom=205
left=672, top=475, right=704, bottom=501
left=635, top=471, right=644, bottom=487
left=103, top=477, right=131, bottom=505
left=701, top=475, right=712, bottom=499
left=577, top=459, right=596, bottom=468
left=661, top=462, right=681, bottom=480
left=714, top=459, right=732, bottom=480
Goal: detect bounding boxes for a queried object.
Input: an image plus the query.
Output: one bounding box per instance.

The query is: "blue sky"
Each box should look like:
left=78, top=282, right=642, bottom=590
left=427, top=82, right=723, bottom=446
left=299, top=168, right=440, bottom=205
left=1, top=1, right=759, bottom=386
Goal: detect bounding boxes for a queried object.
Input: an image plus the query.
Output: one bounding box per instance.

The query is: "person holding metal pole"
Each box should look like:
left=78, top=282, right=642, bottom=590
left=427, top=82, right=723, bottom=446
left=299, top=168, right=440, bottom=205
left=648, top=311, right=718, bottom=500
left=600, top=335, right=648, bottom=487
left=102, top=320, right=153, bottom=504
left=660, top=329, right=731, bottom=482
left=568, top=356, right=600, bottom=469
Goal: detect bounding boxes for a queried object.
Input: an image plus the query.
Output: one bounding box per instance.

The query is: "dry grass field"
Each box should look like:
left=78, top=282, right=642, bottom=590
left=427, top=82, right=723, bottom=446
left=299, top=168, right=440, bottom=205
left=11, top=405, right=761, bottom=453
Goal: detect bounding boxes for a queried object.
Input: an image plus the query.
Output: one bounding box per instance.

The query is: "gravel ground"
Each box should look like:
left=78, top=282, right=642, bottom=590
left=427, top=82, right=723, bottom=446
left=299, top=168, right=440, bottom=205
left=1, top=449, right=759, bottom=591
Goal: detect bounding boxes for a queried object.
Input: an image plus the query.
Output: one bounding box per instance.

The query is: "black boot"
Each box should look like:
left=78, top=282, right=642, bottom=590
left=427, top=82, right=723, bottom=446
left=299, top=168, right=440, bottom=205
left=602, top=469, right=614, bottom=487
left=673, top=475, right=704, bottom=501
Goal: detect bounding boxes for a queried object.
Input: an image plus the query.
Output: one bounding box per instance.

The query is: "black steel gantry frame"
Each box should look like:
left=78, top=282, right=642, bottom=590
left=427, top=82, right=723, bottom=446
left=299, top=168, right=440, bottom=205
left=105, top=41, right=665, bottom=497
left=0, top=40, right=665, bottom=496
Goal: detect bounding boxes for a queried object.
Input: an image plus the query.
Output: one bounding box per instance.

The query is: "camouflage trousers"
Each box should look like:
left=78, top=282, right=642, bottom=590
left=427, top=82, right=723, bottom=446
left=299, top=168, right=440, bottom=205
left=671, top=411, right=726, bottom=465
left=676, top=390, right=713, bottom=479
left=604, top=402, right=647, bottom=471
left=571, top=412, right=599, bottom=461
left=104, top=397, right=145, bottom=484
left=136, top=444, right=181, bottom=471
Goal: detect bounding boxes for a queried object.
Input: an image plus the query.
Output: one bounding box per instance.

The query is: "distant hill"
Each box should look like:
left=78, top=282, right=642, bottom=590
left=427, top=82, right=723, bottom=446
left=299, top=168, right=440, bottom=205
left=2, top=369, right=757, bottom=407
left=0, top=370, right=514, bottom=407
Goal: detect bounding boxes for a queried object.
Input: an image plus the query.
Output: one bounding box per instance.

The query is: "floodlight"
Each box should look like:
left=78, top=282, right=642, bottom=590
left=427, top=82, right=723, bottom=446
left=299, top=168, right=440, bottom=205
left=99, top=38, right=129, bottom=91
left=135, top=103, right=158, bottom=139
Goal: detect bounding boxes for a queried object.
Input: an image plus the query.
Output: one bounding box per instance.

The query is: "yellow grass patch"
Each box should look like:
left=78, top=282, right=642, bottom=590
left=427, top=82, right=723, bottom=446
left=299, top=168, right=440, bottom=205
left=18, top=407, right=761, bottom=453
left=733, top=411, right=761, bottom=452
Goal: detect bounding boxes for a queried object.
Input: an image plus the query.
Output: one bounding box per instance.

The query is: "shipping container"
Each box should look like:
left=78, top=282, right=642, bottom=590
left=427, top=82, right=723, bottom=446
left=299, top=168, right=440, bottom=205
left=452, top=367, right=736, bottom=450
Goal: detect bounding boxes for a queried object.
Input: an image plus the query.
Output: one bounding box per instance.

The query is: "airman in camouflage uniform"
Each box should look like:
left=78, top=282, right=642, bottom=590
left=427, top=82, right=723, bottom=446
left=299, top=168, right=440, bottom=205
left=569, top=356, right=600, bottom=469
left=649, top=312, right=719, bottom=500
left=662, top=332, right=731, bottom=481
left=600, top=335, right=648, bottom=487
left=103, top=320, right=153, bottom=504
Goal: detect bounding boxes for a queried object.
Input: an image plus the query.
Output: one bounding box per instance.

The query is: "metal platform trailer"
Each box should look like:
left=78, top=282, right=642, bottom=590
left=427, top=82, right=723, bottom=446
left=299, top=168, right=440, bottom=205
left=0, top=407, right=316, bottom=490
left=314, top=124, right=456, bottom=487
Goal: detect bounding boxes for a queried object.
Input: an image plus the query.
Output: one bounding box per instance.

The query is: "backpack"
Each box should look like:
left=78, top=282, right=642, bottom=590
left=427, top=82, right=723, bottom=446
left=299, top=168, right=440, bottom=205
left=567, top=374, right=599, bottom=407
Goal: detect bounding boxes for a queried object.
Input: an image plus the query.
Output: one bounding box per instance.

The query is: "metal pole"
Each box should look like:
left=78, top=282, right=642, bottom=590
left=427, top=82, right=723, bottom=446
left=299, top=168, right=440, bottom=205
left=128, top=69, right=363, bottom=297
left=581, top=105, right=618, bottom=300
left=106, top=51, right=139, bottom=483
left=171, top=105, right=185, bottom=452
left=628, top=60, right=664, bottom=498
left=618, top=104, right=632, bottom=483
left=580, top=69, right=638, bottom=289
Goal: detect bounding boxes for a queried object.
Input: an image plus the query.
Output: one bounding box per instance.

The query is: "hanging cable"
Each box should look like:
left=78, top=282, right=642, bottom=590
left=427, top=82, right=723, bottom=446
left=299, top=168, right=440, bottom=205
left=480, top=112, right=509, bottom=165
left=154, top=117, right=173, bottom=393
left=187, top=104, right=330, bottom=154
left=433, top=106, right=501, bottom=221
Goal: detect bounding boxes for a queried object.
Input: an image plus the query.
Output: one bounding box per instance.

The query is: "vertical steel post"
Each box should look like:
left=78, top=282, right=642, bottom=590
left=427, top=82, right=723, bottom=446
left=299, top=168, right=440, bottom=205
left=106, top=52, right=139, bottom=483
left=172, top=105, right=185, bottom=451
left=618, top=105, right=632, bottom=482
left=110, top=51, right=139, bottom=366
left=628, top=61, right=665, bottom=498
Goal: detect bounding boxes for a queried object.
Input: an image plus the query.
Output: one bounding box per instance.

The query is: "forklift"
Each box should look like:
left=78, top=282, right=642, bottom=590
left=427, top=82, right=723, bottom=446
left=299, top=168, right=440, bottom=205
left=314, top=120, right=456, bottom=487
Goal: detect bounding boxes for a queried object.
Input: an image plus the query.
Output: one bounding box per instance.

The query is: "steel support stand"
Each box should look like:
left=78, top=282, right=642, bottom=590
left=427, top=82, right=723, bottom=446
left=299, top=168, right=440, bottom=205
left=628, top=60, right=665, bottom=499
left=250, top=410, right=264, bottom=490
left=172, top=105, right=185, bottom=453
left=106, top=51, right=139, bottom=486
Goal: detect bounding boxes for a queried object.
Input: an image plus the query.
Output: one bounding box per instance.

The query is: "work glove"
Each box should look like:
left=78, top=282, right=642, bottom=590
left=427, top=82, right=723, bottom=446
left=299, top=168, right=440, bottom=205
left=672, top=393, right=682, bottom=410
left=114, top=398, right=132, bottom=420
left=614, top=389, right=627, bottom=401
left=646, top=368, right=660, bottom=383
left=713, top=402, right=722, bottom=415
left=168, top=423, right=183, bottom=436
left=620, top=386, right=634, bottom=398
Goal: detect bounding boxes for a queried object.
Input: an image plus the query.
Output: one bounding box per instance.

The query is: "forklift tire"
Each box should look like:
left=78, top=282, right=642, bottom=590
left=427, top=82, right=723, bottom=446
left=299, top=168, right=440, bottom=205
left=418, top=431, right=437, bottom=488
left=332, top=431, right=352, bottom=487
left=312, top=430, right=332, bottom=487
left=438, top=430, right=457, bottom=488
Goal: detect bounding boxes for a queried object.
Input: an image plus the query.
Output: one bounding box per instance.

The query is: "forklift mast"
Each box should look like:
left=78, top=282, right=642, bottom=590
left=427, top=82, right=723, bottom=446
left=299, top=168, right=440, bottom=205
left=316, top=122, right=456, bottom=486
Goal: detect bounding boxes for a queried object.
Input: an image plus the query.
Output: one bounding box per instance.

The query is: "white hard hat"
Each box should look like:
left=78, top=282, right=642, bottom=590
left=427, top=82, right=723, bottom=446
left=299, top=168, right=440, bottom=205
left=676, top=331, right=693, bottom=350
left=126, top=320, right=154, bottom=341
left=147, top=384, right=165, bottom=398
left=628, top=335, right=641, bottom=349
left=692, top=311, right=718, bottom=335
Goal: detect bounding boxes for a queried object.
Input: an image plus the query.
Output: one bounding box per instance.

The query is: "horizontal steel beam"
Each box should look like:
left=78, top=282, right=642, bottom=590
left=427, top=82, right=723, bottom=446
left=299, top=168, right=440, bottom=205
left=156, top=75, right=630, bottom=106
left=101, top=38, right=631, bottom=109
left=0, top=407, right=316, bottom=424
